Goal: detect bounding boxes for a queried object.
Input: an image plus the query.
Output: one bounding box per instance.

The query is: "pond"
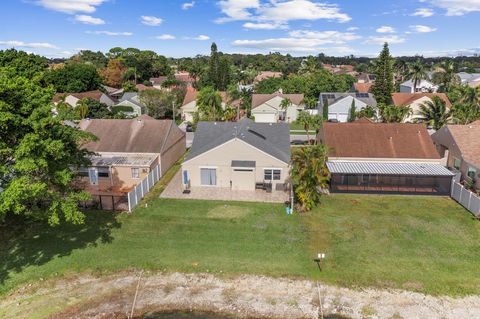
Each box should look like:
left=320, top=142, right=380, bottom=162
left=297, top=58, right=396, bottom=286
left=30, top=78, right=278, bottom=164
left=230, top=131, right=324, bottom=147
left=139, top=311, right=241, bottom=319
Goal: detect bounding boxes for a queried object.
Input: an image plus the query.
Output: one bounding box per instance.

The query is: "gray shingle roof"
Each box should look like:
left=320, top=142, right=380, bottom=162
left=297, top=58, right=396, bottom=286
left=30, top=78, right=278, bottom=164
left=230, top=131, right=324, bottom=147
left=318, top=92, right=377, bottom=110
left=185, top=119, right=290, bottom=164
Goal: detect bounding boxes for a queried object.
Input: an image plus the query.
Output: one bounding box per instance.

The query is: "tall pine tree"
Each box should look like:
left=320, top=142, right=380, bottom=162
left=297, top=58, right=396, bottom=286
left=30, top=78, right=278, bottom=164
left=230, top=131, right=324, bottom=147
left=372, top=43, right=394, bottom=105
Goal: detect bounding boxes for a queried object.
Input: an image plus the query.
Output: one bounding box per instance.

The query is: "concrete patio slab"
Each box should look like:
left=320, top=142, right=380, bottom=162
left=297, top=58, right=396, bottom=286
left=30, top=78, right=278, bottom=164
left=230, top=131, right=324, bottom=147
left=161, top=171, right=289, bottom=203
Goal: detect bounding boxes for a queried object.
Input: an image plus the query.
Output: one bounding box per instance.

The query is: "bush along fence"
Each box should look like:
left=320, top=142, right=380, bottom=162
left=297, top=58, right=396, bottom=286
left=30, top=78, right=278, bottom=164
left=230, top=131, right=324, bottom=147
left=451, top=175, right=480, bottom=218
left=127, top=165, right=161, bottom=212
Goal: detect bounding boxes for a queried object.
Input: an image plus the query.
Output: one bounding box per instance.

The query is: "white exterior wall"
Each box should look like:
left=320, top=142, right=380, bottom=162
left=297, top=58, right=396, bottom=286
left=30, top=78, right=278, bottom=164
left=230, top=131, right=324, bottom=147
left=252, top=96, right=304, bottom=123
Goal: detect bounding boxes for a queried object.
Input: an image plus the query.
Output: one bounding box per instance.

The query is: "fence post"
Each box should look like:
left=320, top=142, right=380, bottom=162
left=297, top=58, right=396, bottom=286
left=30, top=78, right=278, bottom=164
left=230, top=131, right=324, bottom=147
left=128, top=192, right=132, bottom=212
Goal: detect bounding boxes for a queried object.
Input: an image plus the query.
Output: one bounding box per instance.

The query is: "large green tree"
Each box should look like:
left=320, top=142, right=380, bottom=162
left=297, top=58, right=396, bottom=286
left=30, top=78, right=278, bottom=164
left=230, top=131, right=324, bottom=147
left=418, top=96, right=451, bottom=130
left=406, top=59, right=429, bottom=92
left=0, top=49, right=47, bottom=78
left=43, top=62, right=102, bottom=92
left=372, top=43, right=394, bottom=105
left=196, top=86, right=223, bottom=121
left=378, top=104, right=411, bottom=123
left=0, top=75, right=94, bottom=225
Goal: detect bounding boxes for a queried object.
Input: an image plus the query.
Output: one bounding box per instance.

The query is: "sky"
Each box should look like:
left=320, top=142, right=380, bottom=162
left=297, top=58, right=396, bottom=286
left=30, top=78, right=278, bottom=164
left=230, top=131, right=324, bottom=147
left=1, top=0, right=480, bottom=58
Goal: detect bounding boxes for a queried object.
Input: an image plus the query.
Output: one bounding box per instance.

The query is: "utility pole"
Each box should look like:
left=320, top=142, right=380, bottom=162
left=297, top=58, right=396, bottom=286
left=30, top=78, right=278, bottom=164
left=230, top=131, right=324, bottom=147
left=172, top=100, right=176, bottom=123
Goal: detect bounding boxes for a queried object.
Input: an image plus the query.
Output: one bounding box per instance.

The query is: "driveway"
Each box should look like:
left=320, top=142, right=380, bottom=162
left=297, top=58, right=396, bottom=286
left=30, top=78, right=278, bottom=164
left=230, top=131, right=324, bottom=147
left=161, top=170, right=290, bottom=203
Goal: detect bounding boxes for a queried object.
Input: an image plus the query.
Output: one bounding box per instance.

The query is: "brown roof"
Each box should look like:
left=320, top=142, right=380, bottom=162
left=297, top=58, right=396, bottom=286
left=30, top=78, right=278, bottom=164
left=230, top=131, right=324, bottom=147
left=319, top=121, right=440, bottom=159
left=252, top=93, right=304, bottom=109
left=79, top=117, right=184, bottom=154
left=446, top=123, right=480, bottom=167
left=353, top=83, right=373, bottom=93
left=70, top=90, right=104, bottom=101
left=391, top=93, right=452, bottom=108
left=182, top=88, right=240, bottom=107
left=254, top=71, right=283, bottom=83
left=135, top=84, right=156, bottom=91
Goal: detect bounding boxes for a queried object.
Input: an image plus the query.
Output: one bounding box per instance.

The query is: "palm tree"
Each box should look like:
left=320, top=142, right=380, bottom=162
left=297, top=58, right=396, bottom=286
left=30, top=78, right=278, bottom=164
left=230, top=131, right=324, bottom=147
left=418, top=96, right=451, bottom=130
left=407, top=59, right=429, bottom=92
left=451, top=103, right=480, bottom=124
left=433, top=61, right=459, bottom=92
left=394, top=59, right=409, bottom=82
left=296, top=112, right=322, bottom=144
left=75, top=100, right=89, bottom=119
left=290, top=145, right=331, bottom=212
left=196, top=87, right=223, bottom=121
left=378, top=104, right=411, bottom=123
left=279, top=98, right=292, bottom=121
left=460, top=86, right=480, bottom=109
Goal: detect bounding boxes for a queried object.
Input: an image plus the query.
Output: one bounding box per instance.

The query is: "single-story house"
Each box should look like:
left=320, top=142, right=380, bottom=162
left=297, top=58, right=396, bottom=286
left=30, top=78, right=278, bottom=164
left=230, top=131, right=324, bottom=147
left=53, top=90, right=115, bottom=108
left=181, top=119, right=290, bottom=192
left=352, top=82, right=373, bottom=93
left=356, top=73, right=376, bottom=83
left=317, top=120, right=454, bottom=195
left=400, top=79, right=438, bottom=93
left=253, top=71, right=283, bottom=83
left=391, top=93, right=452, bottom=123
left=318, top=92, right=377, bottom=123
left=77, top=115, right=186, bottom=206
left=180, top=87, right=240, bottom=123
left=431, top=121, right=480, bottom=188
left=457, top=72, right=480, bottom=88
left=112, top=92, right=145, bottom=117
left=251, top=93, right=305, bottom=123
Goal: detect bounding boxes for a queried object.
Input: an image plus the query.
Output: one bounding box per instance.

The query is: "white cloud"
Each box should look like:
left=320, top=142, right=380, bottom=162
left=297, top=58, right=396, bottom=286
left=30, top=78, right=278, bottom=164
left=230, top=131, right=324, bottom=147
left=35, top=0, right=107, bottom=14
left=376, top=26, right=396, bottom=33
left=74, top=14, right=105, bottom=25
left=411, top=8, right=434, bottom=17
left=141, top=16, right=163, bottom=26
left=232, top=29, right=360, bottom=54
left=216, top=0, right=350, bottom=26
left=347, top=27, right=359, bottom=31
left=409, top=25, right=437, bottom=33
left=86, top=31, right=133, bottom=36
left=193, top=35, right=210, bottom=41
left=0, top=40, right=58, bottom=49
left=422, top=0, right=480, bottom=16
left=365, top=35, right=405, bottom=45
left=243, top=22, right=288, bottom=30
left=156, top=34, right=176, bottom=40
left=182, top=1, right=195, bottom=10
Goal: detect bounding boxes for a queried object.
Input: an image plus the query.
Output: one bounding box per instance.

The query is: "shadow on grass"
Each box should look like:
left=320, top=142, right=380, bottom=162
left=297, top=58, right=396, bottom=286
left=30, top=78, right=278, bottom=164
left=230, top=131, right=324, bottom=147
left=0, top=210, right=121, bottom=289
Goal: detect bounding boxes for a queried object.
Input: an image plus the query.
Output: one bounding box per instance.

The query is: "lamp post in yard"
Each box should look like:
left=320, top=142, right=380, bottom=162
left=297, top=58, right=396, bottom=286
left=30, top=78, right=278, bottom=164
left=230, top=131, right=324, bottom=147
left=313, top=252, right=326, bottom=319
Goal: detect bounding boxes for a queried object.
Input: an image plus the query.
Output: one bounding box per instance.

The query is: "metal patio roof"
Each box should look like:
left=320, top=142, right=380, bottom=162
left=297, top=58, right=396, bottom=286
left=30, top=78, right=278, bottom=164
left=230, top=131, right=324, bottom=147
left=326, top=161, right=455, bottom=176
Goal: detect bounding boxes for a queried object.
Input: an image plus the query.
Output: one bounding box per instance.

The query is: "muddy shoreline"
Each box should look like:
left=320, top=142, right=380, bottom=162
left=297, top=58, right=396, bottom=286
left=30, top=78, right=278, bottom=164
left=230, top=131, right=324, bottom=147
left=1, top=271, right=480, bottom=319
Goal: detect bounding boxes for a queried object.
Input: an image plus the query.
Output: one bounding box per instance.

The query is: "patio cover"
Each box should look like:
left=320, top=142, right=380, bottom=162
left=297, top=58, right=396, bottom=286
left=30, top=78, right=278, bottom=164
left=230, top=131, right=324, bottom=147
left=327, top=161, right=455, bottom=176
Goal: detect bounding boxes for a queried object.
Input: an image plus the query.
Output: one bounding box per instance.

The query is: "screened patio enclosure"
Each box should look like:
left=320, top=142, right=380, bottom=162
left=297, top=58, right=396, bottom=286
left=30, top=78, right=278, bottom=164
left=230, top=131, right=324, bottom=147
left=327, top=162, right=455, bottom=195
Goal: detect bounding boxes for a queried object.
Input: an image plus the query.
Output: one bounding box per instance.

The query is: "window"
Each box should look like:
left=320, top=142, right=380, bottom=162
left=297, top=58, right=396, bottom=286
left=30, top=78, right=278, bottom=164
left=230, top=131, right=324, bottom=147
left=467, top=166, right=477, bottom=179
left=200, top=168, right=216, bottom=186
left=131, top=168, right=140, bottom=179
left=98, top=167, right=109, bottom=178
left=77, top=169, right=89, bottom=177
left=453, top=158, right=461, bottom=170
left=88, top=168, right=98, bottom=185
left=264, top=169, right=281, bottom=181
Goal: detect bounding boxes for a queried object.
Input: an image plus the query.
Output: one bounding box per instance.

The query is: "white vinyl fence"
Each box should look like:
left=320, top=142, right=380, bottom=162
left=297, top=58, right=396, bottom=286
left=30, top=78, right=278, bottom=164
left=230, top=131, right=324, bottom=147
left=127, top=165, right=161, bottom=212
left=451, top=179, right=480, bottom=217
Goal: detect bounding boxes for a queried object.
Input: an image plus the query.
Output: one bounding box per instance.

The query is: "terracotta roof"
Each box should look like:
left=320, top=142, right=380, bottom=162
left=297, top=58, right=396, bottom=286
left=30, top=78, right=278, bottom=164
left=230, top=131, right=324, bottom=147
left=79, top=117, right=184, bottom=154
left=70, top=90, right=104, bottom=101
left=319, top=121, right=440, bottom=159
left=353, top=83, right=373, bottom=93
left=135, top=84, right=156, bottom=91
left=151, top=72, right=195, bottom=85
left=445, top=124, right=480, bottom=167
left=252, top=93, right=304, bottom=109
left=182, top=88, right=240, bottom=107
left=391, top=93, right=452, bottom=108
left=254, top=71, right=283, bottom=83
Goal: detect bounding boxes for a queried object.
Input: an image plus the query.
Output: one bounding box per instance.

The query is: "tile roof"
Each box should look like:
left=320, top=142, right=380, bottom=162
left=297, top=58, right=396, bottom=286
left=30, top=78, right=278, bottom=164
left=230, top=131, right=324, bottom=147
left=185, top=119, right=290, bottom=164
left=79, top=116, right=184, bottom=154
left=252, top=93, right=304, bottom=109
left=391, top=93, right=452, bottom=108
left=70, top=90, right=105, bottom=101
left=353, top=83, right=373, bottom=93
left=254, top=71, right=283, bottom=83
left=319, top=121, right=440, bottom=160
left=181, top=88, right=240, bottom=107
left=444, top=122, right=480, bottom=168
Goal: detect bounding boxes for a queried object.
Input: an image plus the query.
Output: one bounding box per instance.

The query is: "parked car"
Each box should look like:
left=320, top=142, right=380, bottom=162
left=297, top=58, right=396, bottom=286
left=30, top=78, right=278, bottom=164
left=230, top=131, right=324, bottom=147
left=186, top=123, right=193, bottom=132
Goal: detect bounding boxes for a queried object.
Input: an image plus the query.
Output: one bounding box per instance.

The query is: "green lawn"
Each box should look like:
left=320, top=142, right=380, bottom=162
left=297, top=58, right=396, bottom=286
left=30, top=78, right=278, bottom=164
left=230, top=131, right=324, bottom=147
left=1, top=186, right=480, bottom=297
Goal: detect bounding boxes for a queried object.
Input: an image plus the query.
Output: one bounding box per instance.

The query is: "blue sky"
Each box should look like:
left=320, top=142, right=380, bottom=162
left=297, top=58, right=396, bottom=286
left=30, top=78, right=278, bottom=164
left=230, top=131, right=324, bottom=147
left=1, top=0, right=480, bottom=58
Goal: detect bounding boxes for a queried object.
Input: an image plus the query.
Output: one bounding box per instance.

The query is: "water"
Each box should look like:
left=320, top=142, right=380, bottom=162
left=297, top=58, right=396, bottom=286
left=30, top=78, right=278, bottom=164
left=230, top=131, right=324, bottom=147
left=139, top=311, right=239, bottom=319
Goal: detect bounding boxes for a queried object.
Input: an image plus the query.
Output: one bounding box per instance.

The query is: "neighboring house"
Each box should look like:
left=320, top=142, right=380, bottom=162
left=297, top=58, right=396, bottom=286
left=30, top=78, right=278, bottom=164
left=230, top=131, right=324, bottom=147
left=431, top=121, right=480, bottom=188
left=400, top=79, right=438, bottom=93
left=53, top=90, right=115, bottom=108
left=253, top=71, right=283, bottom=83
left=318, top=93, right=377, bottom=123
left=180, top=87, right=240, bottom=123
left=113, top=92, right=146, bottom=117
left=150, top=71, right=196, bottom=88
left=352, top=83, right=373, bottom=93
left=356, top=73, right=376, bottom=83
left=323, top=64, right=355, bottom=75
left=251, top=93, right=305, bottom=123
left=317, top=120, right=454, bottom=195
left=181, top=119, right=290, bottom=192
left=391, top=93, right=452, bottom=123
left=457, top=72, right=480, bottom=88
left=77, top=115, right=186, bottom=202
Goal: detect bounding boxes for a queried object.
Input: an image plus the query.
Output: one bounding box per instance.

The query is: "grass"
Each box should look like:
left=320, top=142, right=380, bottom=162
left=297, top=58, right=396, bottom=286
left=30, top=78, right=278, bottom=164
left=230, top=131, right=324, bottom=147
left=1, top=166, right=480, bottom=297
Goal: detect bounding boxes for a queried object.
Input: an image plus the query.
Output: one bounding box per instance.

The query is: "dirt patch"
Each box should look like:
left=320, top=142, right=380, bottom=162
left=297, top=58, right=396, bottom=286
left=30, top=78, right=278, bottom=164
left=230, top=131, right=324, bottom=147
left=1, top=272, right=480, bottom=319
left=207, top=205, right=251, bottom=219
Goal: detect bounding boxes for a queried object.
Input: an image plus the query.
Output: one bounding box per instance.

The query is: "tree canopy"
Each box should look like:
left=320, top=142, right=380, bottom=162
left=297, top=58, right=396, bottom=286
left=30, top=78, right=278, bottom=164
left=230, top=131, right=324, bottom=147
left=43, top=62, right=103, bottom=92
